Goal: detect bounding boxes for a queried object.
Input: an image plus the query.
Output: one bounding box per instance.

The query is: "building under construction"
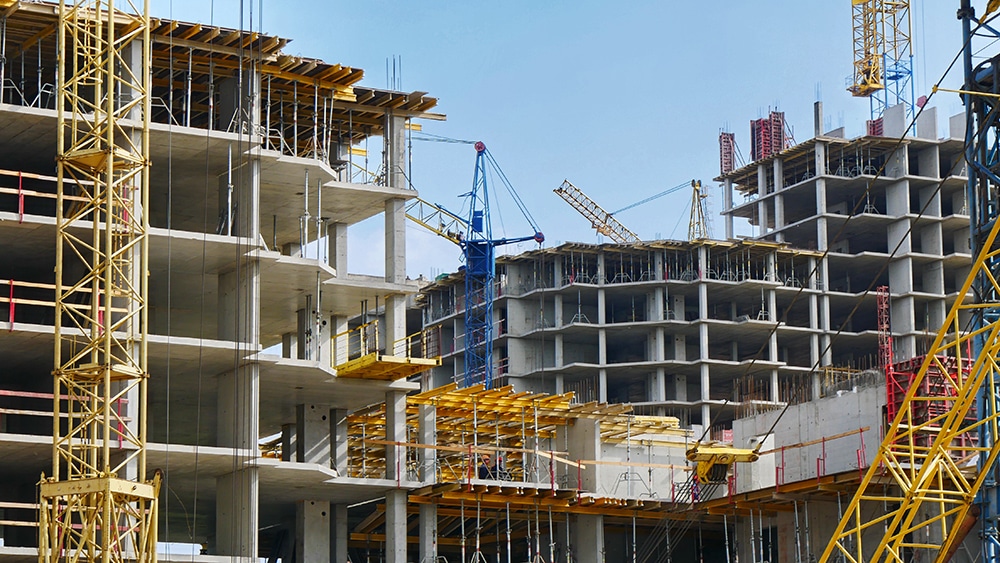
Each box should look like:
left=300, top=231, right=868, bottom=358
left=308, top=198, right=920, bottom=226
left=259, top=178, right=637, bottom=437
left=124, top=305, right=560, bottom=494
left=0, top=1, right=991, bottom=563
left=417, top=102, right=980, bottom=561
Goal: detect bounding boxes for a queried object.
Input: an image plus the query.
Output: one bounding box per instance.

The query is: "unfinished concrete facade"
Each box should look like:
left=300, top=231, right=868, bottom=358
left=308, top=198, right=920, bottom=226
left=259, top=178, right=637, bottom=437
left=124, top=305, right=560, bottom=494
left=0, top=3, right=439, bottom=562
left=416, top=103, right=979, bottom=561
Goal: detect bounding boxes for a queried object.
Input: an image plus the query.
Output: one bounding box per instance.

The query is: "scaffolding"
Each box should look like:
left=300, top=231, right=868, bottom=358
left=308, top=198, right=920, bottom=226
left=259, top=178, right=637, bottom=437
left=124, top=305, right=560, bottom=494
left=38, top=3, right=159, bottom=563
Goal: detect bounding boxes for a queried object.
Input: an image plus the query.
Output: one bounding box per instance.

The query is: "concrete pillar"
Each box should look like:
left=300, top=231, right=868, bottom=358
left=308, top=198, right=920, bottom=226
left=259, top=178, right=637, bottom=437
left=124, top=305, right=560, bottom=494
left=385, top=489, right=407, bottom=563
left=385, top=294, right=407, bottom=349
left=815, top=140, right=827, bottom=176
left=296, top=403, right=331, bottom=466
left=295, top=500, right=331, bottom=563
left=773, top=158, right=785, bottom=241
left=331, top=315, right=349, bottom=367
left=554, top=294, right=563, bottom=326
left=757, top=163, right=769, bottom=236
left=568, top=418, right=601, bottom=491
left=418, top=504, right=437, bottom=563
left=216, top=469, right=258, bottom=559
left=554, top=334, right=564, bottom=366
left=598, top=369, right=607, bottom=403
left=385, top=198, right=406, bottom=284
left=385, top=390, right=407, bottom=481
left=724, top=179, right=734, bottom=239
left=218, top=267, right=260, bottom=343
left=327, top=222, right=348, bottom=276
left=574, top=514, right=605, bottom=563
left=332, top=408, right=348, bottom=475
left=418, top=404, right=436, bottom=482
left=384, top=113, right=407, bottom=190
left=332, top=504, right=349, bottom=563
left=281, top=423, right=295, bottom=462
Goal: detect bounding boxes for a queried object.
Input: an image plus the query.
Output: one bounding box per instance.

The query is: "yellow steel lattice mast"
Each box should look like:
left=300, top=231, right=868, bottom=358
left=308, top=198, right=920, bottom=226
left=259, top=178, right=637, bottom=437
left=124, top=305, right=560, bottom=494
left=850, top=0, right=885, bottom=97
left=817, top=200, right=1000, bottom=561
left=687, top=180, right=710, bottom=240
left=39, top=1, right=158, bottom=563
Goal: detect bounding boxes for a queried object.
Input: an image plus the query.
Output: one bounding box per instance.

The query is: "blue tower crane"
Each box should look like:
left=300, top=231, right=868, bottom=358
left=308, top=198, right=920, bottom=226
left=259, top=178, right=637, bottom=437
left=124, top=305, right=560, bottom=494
left=462, top=141, right=544, bottom=389
left=406, top=141, right=543, bottom=389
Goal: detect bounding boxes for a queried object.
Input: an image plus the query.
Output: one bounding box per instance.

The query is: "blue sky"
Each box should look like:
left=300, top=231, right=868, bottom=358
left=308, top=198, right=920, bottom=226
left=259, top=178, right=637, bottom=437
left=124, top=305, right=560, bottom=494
left=163, top=1, right=971, bottom=278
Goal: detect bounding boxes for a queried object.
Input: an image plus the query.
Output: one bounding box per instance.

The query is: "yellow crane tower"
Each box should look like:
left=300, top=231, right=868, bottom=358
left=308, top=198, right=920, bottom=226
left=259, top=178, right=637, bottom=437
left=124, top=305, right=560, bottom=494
left=554, top=179, right=709, bottom=243
left=38, top=3, right=159, bottom=563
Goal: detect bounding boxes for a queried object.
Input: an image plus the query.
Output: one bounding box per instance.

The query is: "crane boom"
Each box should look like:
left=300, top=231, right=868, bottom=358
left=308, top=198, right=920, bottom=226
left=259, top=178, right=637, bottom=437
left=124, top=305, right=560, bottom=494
left=554, top=180, right=639, bottom=244
left=405, top=197, right=467, bottom=245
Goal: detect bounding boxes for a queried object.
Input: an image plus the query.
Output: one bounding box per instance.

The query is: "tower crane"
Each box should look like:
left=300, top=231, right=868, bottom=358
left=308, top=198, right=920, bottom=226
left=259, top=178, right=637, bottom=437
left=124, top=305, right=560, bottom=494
left=819, top=2, right=1000, bottom=561
left=38, top=2, right=159, bottom=563
left=849, top=0, right=915, bottom=121
left=554, top=179, right=710, bottom=243
left=406, top=142, right=543, bottom=389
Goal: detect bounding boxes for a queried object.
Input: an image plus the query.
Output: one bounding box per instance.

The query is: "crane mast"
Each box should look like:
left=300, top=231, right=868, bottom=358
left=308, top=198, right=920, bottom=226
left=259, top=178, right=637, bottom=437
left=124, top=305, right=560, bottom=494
left=39, top=2, right=158, bottom=563
left=850, top=0, right=915, bottom=120
left=407, top=143, right=542, bottom=389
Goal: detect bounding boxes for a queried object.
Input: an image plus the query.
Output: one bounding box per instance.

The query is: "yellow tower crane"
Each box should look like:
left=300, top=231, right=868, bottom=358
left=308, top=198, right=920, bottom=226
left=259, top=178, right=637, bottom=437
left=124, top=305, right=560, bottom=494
left=38, top=3, right=159, bottom=563
left=554, top=179, right=709, bottom=243
left=554, top=179, right=640, bottom=244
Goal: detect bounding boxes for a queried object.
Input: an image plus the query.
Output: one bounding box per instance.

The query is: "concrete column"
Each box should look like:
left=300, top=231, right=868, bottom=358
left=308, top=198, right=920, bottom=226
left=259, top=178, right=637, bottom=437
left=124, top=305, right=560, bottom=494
left=332, top=504, right=349, bottom=563
left=574, top=515, right=605, bottom=563
left=419, top=504, right=438, bottom=563
left=554, top=294, right=563, bottom=326
left=295, top=403, right=331, bottom=466
left=218, top=266, right=260, bottom=343
left=568, top=418, right=601, bottom=491
left=385, top=294, right=407, bottom=349
left=385, top=198, right=406, bottom=284
left=327, top=222, right=348, bottom=276
left=757, top=163, right=769, bottom=237
left=332, top=408, right=348, bottom=475
left=295, top=500, right=331, bottom=563
left=331, top=315, right=349, bottom=366
left=554, top=334, right=564, bottom=367
left=809, top=294, right=821, bottom=401
left=281, top=423, right=295, bottom=462
left=385, top=390, right=407, bottom=481
left=815, top=140, right=827, bottom=176
left=216, top=468, right=258, bottom=559
left=384, top=113, right=407, bottom=190
left=598, top=369, right=607, bottom=403
left=418, top=404, right=436, bottom=482
left=724, top=179, right=734, bottom=239
left=773, top=158, right=785, bottom=242
left=385, top=489, right=407, bottom=563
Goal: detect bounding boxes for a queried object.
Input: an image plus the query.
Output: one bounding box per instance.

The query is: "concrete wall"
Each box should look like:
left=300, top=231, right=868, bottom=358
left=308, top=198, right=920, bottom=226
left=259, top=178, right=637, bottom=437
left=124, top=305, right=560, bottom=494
left=732, top=383, right=883, bottom=491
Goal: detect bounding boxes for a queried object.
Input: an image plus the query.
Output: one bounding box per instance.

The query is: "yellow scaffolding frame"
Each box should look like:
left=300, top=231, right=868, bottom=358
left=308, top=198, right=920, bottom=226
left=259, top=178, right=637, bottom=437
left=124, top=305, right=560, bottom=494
left=38, top=3, right=159, bottom=563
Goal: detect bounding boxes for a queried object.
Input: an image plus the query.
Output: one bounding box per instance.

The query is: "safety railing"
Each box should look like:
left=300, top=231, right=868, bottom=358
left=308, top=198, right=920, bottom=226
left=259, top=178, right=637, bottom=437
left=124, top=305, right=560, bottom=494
left=332, top=320, right=442, bottom=380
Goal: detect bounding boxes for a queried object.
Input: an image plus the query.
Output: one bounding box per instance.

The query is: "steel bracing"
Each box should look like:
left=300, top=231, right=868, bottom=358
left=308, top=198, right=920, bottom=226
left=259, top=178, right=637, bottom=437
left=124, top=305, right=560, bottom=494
left=38, top=2, right=159, bottom=563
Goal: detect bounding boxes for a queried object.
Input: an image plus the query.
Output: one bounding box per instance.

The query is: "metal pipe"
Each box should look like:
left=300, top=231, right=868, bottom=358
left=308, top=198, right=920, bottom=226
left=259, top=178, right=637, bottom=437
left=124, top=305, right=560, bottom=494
left=265, top=75, right=271, bottom=149
left=184, top=48, right=192, bottom=127
left=316, top=178, right=323, bottom=263
left=312, top=81, right=318, bottom=160
left=35, top=40, right=40, bottom=107
left=293, top=81, right=298, bottom=157
left=0, top=16, right=6, bottom=104
left=226, top=143, right=233, bottom=236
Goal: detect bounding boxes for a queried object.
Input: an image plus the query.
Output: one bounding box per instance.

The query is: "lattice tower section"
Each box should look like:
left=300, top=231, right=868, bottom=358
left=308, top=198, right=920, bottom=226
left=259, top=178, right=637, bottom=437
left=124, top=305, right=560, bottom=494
left=38, top=2, right=159, bottom=563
